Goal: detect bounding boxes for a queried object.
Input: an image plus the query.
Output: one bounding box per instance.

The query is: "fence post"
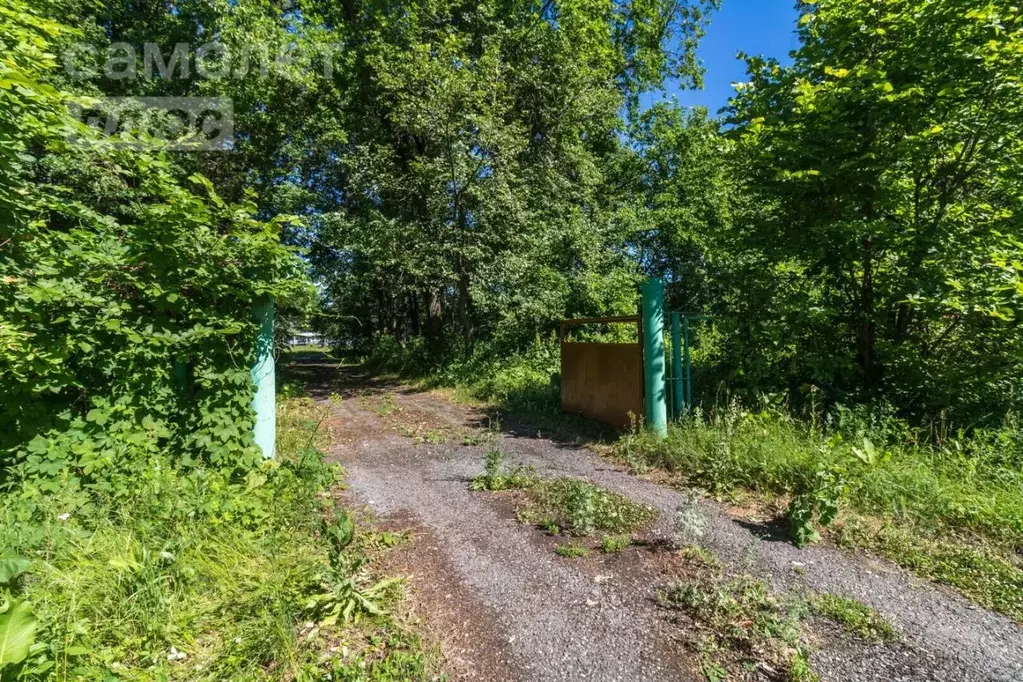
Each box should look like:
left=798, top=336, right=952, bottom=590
left=641, top=279, right=668, bottom=438
left=251, top=297, right=276, bottom=459
left=683, top=315, right=693, bottom=412
left=671, top=312, right=683, bottom=419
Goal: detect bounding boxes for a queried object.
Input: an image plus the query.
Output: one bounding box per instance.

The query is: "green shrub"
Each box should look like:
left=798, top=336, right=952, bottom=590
left=0, top=0, right=309, bottom=488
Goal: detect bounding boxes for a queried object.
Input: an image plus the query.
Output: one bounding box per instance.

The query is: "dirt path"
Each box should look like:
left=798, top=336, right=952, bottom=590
left=289, top=354, right=1023, bottom=682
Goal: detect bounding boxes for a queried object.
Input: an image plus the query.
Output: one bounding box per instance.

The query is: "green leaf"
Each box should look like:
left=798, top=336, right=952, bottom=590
left=0, top=600, right=37, bottom=668
left=0, top=557, right=31, bottom=585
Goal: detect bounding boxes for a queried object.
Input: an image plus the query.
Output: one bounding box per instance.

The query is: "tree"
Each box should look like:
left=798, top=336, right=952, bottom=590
left=725, top=0, right=1022, bottom=420
left=0, top=0, right=307, bottom=480
left=302, top=0, right=720, bottom=355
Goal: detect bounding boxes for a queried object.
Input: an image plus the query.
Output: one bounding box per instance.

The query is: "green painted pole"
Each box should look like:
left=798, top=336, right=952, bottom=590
left=641, top=278, right=667, bottom=438
left=683, top=315, right=693, bottom=412
left=671, top=312, right=683, bottom=420
left=251, top=297, right=276, bottom=459
left=173, top=358, right=189, bottom=394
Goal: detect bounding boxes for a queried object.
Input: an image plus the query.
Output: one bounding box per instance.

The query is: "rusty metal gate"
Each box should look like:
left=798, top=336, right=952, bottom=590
left=559, top=316, right=643, bottom=428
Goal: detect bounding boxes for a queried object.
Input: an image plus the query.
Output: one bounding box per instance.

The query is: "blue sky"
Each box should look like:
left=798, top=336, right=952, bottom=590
left=641, top=0, right=803, bottom=115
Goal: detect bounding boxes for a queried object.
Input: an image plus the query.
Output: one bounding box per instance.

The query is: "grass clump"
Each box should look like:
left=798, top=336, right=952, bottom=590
left=662, top=548, right=817, bottom=682
left=517, top=479, right=656, bottom=537
left=812, top=594, right=899, bottom=643
left=617, top=402, right=1023, bottom=621
left=834, top=516, right=1023, bottom=621
left=601, top=535, right=632, bottom=553
left=470, top=449, right=536, bottom=491
left=554, top=543, right=590, bottom=559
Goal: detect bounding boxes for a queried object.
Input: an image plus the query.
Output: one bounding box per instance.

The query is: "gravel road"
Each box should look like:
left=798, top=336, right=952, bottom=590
left=290, top=355, right=1023, bottom=682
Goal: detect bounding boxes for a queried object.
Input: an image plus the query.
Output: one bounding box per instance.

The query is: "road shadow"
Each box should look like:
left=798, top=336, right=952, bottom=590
left=278, top=350, right=624, bottom=450
left=732, top=517, right=793, bottom=544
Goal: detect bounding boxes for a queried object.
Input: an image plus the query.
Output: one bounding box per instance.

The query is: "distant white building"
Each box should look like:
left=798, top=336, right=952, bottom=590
left=287, top=331, right=326, bottom=347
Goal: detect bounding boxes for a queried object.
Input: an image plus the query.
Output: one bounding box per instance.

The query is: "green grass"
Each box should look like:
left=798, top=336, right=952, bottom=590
left=661, top=547, right=818, bottom=682
left=470, top=449, right=537, bottom=492
left=554, top=543, right=590, bottom=558
left=0, top=398, right=437, bottom=681
left=516, top=478, right=656, bottom=537
left=600, top=535, right=632, bottom=553
left=811, top=594, right=899, bottom=643
left=618, top=407, right=1023, bottom=543
left=616, top=404, right=1023, bottom=622
left=833, top=516, right=1023, bottom=621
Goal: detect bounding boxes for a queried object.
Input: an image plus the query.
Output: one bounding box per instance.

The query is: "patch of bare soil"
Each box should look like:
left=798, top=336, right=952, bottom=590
left=372, top=510, right=525, bottom=681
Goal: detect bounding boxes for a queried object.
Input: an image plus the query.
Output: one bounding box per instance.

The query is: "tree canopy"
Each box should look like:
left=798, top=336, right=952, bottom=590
left=2, top=0, right=1021, bottom=474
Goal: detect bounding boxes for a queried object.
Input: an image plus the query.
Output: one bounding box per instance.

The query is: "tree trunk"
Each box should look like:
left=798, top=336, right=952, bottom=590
left=457, top=272, right=474, bottom=353
left=409, top=292, right=421, bottom=337
left=857, top=237, right=878, bottom=391
left=425, top=288, right=444, bottom=350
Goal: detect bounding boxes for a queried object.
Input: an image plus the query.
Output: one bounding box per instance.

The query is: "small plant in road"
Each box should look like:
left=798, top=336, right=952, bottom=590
left=674, top=490, right=708, bottom=548
left=518, top=479, right=656, bottom=537
left=601, top=535, right=631, bottom=553
left=661, top=548, right=818, bottom=682
left=554, top=543, right=589, bottom=558
left=470, top=449, right=536, bottom=491
left=812, top=593, right=900, bottom=643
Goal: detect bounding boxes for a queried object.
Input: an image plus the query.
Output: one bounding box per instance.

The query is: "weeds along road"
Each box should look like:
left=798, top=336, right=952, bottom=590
left=286, top=352, right=1023, bottom=682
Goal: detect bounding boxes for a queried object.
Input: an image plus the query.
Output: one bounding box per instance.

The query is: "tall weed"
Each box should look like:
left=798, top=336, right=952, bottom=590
left=0, top=398, right=434, bottom=681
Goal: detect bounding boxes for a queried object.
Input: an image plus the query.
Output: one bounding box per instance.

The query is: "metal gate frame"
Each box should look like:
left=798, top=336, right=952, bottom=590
left=558, top=316, right=643, bottom=428
left=559, top=279, right=712, bottom=436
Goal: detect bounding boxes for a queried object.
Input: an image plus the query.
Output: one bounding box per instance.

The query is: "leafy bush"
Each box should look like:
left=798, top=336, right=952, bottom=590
left=787, top=463, right=846, bottom=548
left=0, top=398, right=434, bottom=681
left=0, top=0, right=308, bottom=486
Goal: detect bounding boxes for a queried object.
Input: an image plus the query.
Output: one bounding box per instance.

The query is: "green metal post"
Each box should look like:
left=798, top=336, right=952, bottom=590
left=173, top=358, right=189, bottom=394
left=251, top=297, right=276, bottom=459
left=683, top=315, right=693, bottom=412
left=641, top=279, right=667, bottom=438
left=671, top=312, right=683, bottom=420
